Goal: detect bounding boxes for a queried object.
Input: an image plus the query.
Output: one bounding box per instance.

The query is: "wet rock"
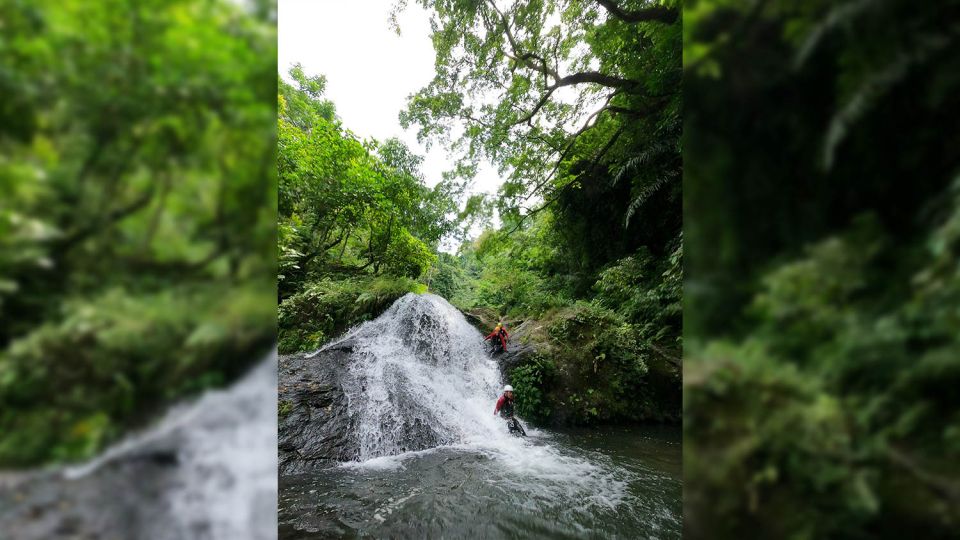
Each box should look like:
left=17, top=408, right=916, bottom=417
left=278, top=344, right=356, bottom=474
left=462, top=308, right=537, bottom=376
left=490, top=320, right=539, bottom=375
left=278, top=306, right=460, bottom=473
left=462, top=307, right=500, bottom=331
left=280, top=294, right=502, bottom=471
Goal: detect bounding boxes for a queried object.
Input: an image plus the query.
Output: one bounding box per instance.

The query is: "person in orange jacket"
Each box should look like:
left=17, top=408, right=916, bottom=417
left=484, top=322, right=509, bottom=352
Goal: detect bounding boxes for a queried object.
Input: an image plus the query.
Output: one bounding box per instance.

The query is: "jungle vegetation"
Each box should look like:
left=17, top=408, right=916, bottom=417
left=280, top=0, right=682, bottom=426
left=684, top=0, right=960, bottom=537
left=0, top=0, right=277, bottom=466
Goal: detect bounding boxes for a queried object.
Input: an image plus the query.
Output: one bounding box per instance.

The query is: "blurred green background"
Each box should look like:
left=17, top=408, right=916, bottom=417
left=684, top=0, right=960, bottom=538
left=0, top=0, right=277, bottom=466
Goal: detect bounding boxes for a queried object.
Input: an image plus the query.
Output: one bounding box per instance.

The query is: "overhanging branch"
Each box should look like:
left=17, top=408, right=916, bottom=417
left=596, top=0, right=678, bottom=24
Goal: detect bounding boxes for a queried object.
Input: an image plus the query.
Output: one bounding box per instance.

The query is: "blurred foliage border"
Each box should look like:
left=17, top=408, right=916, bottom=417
left=0, top=0, right=278, bottom=467
left=684, top=0, right=960, bottom=538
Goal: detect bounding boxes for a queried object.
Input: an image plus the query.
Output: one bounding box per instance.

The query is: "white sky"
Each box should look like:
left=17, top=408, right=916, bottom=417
left=278, top=0, right=504, bottom=198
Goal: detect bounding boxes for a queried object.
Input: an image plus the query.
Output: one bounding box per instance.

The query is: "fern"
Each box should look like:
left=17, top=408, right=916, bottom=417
left=822, top=30, right=955, bottom=169
left=794, top=0, right=878, bottom=69
left=612, top=141, right=674, bottom=187
left=625, top=169, right=679, bottom=228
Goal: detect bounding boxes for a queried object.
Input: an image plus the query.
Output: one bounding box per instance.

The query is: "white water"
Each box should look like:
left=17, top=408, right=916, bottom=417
left=63, top=352, right=278, bottom=540
left=327, top=293, right=631, bottom=511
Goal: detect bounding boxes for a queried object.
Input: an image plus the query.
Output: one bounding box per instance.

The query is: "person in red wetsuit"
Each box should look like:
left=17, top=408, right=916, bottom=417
left=484, top=323, right=509, bottom=352
left=494, top=385, right=515, bottom=419
left=494, top=385, right=526, bottom=435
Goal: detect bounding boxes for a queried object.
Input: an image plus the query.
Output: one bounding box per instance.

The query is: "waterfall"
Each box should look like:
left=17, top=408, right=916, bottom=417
left=38, top=353, right=279, bottom=540
left=332, top=293, right=505, bottom=460
left=279, top=294, right=682, bottom=538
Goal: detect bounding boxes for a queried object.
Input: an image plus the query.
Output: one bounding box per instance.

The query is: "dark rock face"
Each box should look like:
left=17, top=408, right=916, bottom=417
left=0, top=458, right=186, bottom=540
left=277, top=331, right=460, bottom=474
left=490, top=320, right=538, bottom=376
left=278, top=344, right=356, bottom=474
left=280, top=294, right=500, bottom=472
left=463, top=309, right=537, bottom=378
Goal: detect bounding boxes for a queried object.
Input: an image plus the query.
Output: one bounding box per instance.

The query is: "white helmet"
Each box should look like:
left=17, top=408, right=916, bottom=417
left=503, top=385, right=514, bottom=393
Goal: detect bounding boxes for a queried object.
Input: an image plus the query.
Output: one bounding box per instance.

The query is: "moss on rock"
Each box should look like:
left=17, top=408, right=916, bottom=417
left=278, top=275, right=425, bottom=354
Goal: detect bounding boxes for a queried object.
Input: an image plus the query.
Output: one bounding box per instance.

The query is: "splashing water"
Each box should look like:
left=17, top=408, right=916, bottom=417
left=342, top=293, right=503, bottom=459
left=281, top=294, right=681, bottom=539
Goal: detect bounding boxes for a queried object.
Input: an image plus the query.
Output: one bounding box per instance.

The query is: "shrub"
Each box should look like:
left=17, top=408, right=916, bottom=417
left=277, top=274, right=423, bottom=353
left=510, top=356, right=555, bottom=422
left=684, top=342, right=871, bottom=539
left=0, top=284, right=274, bottom=466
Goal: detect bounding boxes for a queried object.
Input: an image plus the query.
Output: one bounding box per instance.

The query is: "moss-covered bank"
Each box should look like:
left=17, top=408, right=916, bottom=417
left=278, top=275, right=426, bottom=354
left=465, top=304, right=681, bottom=427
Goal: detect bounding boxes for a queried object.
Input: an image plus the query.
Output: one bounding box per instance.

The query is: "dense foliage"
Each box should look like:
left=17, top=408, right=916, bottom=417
left=401, top=0, right=681, bottom=245
left=685, top=0, right=960, bottom=537
left=403, top=0, right=683, bottom=426
left=277, top=67, right=461, bottom=353
left=437, top=222, right=682, bottom=424
left=279, top=274, right=426, bottom=354
left=278, top=0, right=682, bottom=426
left=0, top=0, right=277, bottom=466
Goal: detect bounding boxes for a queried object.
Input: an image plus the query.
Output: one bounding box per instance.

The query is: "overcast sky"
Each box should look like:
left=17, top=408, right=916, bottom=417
left=278, top=0, right=504, bottom=197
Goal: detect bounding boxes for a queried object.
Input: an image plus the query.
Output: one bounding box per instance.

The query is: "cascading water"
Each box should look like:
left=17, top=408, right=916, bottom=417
left=0, top=353, right=278, bottom=540
left=281, top=293, right=682, bottom=539
left=338, top=293, right=503, bottom=459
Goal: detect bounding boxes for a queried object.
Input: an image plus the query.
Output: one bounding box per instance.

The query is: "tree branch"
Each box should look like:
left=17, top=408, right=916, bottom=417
left=595, top=0, right=678, bottom=24
left=506, top=180, right=577, bottom=234
left=512, top=86, right=559, bottom=126
left=522, top=92, right=619, bottom=200
left=486, top=0, right=560, bottom=81
left=887, top=447, right=960, bottom=504
left=299, top=228, right=350, bottom=268
left=487, top=0, right=641, bottom=131
left=58, top=189, right=155, bottom=251
left=588, top=126, right=625, bottom=170
left=509, top=124, right=625, bottom=235
left=556, top=71, right=638, bottom=90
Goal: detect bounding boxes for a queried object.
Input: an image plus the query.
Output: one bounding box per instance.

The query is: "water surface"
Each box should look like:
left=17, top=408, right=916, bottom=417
left=280, top=424, right=680, bottom=539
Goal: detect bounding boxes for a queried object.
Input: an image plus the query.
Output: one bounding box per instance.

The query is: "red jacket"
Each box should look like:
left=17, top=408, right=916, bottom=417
left=494, top=394, right=514, bottom=417
left=484, top=327, right=509, bottom=349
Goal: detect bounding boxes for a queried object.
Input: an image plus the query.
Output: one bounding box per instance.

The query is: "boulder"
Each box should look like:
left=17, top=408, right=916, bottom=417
left=491, top=319, right=540, bottom=375
left=462, top=308, right=539, bottom=377
left=278, top=343, right=356, bottom=475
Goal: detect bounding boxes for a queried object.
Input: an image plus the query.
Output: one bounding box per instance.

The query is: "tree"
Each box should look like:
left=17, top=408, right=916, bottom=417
left=277, top=66, right=460, bottom=297
left=0, top=0, right=277, bottom=466
left=400, top=0, right=680, bottom=240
